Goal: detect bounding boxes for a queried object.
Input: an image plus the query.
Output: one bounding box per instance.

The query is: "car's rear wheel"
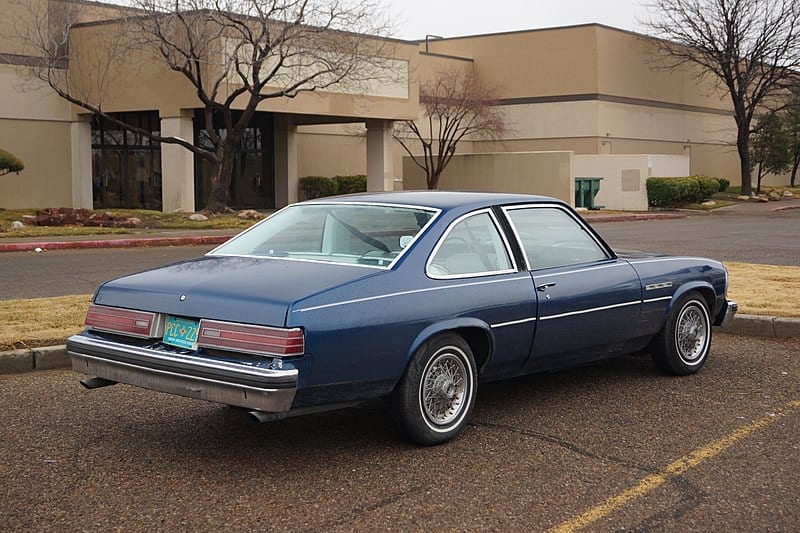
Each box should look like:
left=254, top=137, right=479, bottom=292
left=392, top=333, right=477, bottom=445
left=651, top=291, right=711, bottom=375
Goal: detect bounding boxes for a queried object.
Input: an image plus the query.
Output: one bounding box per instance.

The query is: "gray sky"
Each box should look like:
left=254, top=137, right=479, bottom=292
left=389, top=0, right=650, bottom=40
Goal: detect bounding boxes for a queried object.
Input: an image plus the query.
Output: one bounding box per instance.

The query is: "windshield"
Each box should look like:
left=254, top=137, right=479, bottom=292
left=209, top=203, right=438, bottom=267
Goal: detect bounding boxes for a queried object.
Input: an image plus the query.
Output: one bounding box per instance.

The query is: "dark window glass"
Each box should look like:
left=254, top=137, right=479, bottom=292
left=91, top=111, right=161, bottom=210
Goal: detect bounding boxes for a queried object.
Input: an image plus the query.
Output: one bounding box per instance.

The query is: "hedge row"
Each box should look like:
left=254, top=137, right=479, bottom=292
left=646, top=175, right=721, bottom=207
left=299, top=175, right=367, bottom=199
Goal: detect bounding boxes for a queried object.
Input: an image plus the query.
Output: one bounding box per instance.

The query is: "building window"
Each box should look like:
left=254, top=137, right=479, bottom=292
left=91, top=111, right=161, bottom=210
left=194, top=110, right=275, bottom=210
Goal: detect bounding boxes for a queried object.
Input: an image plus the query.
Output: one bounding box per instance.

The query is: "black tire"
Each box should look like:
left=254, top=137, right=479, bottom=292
left=392, top=333, right=477, bottom=445
left=651, top=291, right=712, bottom=376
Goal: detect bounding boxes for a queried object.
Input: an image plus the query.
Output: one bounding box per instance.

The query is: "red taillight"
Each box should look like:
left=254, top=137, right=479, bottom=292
left=198, top=319, right=304, bottom=356
left=85, top=304, right=163, bottom=338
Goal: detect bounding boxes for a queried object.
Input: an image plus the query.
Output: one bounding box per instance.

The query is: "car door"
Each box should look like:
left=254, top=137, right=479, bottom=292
left=502, top=204, right=642, bottom=370
left=426, top=209, right=538, bottom=379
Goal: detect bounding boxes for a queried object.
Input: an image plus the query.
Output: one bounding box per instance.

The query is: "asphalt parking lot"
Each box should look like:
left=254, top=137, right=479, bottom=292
left=2, top=333, right=798, bottom=531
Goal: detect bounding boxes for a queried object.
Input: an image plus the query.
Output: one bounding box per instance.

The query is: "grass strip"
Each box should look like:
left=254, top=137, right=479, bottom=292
left=0, top=294, right=91, bottom=351
left=0, top=262, right=798, bottom=351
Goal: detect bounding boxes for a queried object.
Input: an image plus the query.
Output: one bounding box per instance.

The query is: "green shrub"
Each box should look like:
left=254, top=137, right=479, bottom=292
left=715, top=178, right=730, bottom=192
left=332, top=175, right=367, bottom=194
left=0, top=148, right=24, bottom=176
left=299, top=176, right=338, bottom=199
left=646, top=176, right=720, bottom=207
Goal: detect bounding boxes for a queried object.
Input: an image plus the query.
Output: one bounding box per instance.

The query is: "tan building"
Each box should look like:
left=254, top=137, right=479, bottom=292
left=0, top=1, right=784, bottom=212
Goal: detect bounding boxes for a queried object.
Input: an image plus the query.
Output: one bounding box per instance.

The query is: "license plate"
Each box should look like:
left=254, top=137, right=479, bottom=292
left=163, top=315, right=200, bottom=350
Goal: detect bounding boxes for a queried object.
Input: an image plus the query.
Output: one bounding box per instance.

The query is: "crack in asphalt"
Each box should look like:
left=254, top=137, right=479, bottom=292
left=469, top=420, right=706, bottom=529
left=299, top=485, right=422, bottom=532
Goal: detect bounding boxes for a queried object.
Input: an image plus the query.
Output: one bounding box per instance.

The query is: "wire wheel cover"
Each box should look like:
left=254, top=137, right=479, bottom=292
left=421, top=351, right=468, bottom=426
left=676, top=303, right=707, bottom=362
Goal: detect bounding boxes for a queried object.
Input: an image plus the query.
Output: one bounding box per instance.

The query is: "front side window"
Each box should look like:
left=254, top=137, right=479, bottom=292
left=505, top=206, right=608, bottom=270
left=210, top=203, right=437, bottom=268
left=427, top=211, right=514, bottom=278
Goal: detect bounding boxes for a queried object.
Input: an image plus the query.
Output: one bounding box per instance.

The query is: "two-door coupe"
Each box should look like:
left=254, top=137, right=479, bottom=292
left=68, top=192, right=737, bottom=444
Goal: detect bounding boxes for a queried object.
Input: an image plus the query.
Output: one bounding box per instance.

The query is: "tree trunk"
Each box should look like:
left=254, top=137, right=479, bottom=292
left=791, top=156, right=799, bottom=187
left=737, top=131, right=753, bottom=196
left=205, top=145, right=235, bottom=212
left=427, top=169, right=441, bottom=190
left=756, top=162, right=763, bottom=195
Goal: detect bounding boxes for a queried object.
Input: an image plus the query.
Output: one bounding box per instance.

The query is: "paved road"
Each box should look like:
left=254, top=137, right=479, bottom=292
left=597, top=208, right=800, bottom=266
left=0, top=246, right=212, bottom=299
left=1, top=333, right=797, bottom=530
left=0, top=208, right=798, bottom=300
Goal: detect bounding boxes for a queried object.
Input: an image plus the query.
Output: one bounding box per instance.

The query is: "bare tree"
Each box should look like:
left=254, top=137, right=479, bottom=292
left=643, top=0, right=800, bottom=197
left=8, top=0, right=394, bottom=211
left=394, top=67, right=505, bottom=190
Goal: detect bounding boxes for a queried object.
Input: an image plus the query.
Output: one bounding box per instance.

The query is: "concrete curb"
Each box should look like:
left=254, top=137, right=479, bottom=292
left=3, top=314, right=798, bottom=375
left=0, top=345, right=70, bottom=374
left=0, top=235, right=231, bottom=253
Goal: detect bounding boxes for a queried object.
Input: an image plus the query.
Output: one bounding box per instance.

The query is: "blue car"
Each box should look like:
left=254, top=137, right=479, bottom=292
left=67, top=192, right=737, bottom=444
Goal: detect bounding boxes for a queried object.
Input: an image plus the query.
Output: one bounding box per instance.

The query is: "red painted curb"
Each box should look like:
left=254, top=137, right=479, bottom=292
left=0, top=235, right=231, bottom=253
left=773, top=205, right=800, bottom=212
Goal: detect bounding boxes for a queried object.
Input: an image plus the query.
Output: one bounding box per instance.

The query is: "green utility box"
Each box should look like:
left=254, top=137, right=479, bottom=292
left=574, top=177, right=604, bottom=210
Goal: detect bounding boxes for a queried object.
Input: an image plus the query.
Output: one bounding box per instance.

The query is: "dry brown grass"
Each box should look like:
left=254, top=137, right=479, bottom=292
left=0, top=294, right=90, bottom=350
left=725, top=262, right=800, bottom=317
left=0, top=262, right=797, bottom=351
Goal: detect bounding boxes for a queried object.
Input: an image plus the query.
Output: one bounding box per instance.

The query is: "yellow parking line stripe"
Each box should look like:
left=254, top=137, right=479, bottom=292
left=548, top=400, right=800, bottom=533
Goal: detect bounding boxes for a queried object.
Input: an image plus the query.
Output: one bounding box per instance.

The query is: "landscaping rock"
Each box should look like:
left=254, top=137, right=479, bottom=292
left=188, top=213, right=208, bottom=221
left=757, top=195, right=769, bottom=203
left=120, top=217, right=142, bottom=228
left=10, top=221, right=24, bottom=230
left=238, top=209, right=261, bottom=220
left=701, top=200, right=717, bottom=206
left=783, top=190, right=794, bottom=197
left=22, top=215, right=36, bottom=224
left=736, top=195, right=750, bottom=201
left=575, top=207, right=589, bottom=213
left=768, top=191, right=781, bottom=201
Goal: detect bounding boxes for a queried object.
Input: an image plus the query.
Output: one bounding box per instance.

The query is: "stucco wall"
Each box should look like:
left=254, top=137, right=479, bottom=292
left=402, top=151, right=574, bottom=204
left=0, top=118, right=72, bottom=208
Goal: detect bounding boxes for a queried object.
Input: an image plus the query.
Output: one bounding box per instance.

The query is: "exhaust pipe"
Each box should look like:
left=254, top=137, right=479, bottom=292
left=80, top=377, right=117, bottom=389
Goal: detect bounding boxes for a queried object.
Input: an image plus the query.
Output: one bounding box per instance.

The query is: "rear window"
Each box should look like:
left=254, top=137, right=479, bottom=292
left=209, top=203, right=438, bottom=267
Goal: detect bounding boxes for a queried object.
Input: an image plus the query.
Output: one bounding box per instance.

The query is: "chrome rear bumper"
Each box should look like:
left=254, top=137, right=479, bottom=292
left=67, top=334, right=297, bottom=412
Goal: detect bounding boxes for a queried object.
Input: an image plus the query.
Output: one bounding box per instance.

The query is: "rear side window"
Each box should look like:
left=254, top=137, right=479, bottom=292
left=428, top=211, right=514, bottom=278
left=505, top=207, right=608, bottom=270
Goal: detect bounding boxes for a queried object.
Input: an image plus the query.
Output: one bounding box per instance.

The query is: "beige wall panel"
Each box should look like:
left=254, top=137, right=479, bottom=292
left=499, top=101, right=598, bottom=139
left=0, top=118, right=72, bottom=208
left=0, top=65, right=71, bottom=121
left=597, top=101, right=735, bottom=145
left=595, top=27, right=730, bottom=111
left=297, top=133, right=367, bottom=178
left=607, top=138, right=741, bottom=184
left=403, top=151, right=574, bottom=204
left=69, top=23, right=420, bottom=121
left=424, top=26, right=599, bottom=98
left=474, top=137, right=598, bottom=155
left=0, top=0, right=48, bottom=56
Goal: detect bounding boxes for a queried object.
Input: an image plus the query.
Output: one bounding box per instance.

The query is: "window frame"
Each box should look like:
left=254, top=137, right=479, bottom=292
left=426, top=208, right=519, bottom=280
left=501, top=203, right=614, bottom=271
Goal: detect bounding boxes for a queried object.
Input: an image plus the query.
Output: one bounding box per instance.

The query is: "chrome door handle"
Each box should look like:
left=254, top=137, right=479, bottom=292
left=536, top=282, right=556, bottom=291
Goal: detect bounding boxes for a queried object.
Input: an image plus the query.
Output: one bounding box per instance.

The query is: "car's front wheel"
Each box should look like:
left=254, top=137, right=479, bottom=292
left=651, top=291, right=711, bottom=375
left=392, top=333, right=477, bottom=445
